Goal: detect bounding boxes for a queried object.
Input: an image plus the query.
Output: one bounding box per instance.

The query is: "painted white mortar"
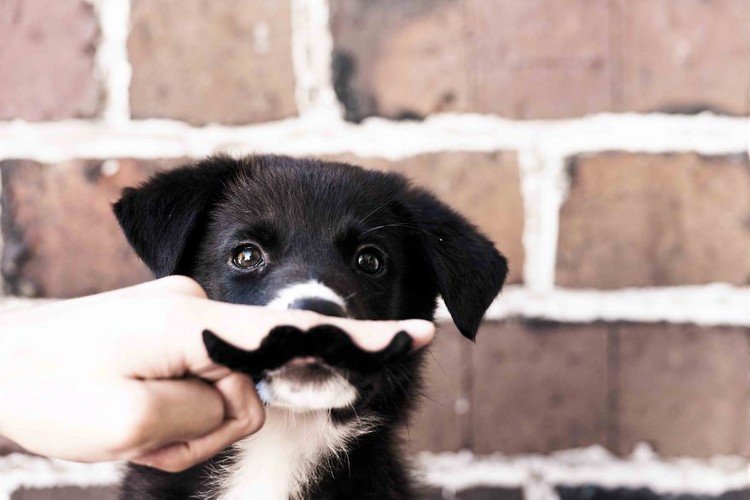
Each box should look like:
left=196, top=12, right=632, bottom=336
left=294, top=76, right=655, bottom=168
left=2, top=446, right=750, bottom=500
left=419, top=445, right=750, bottom=499
left=90, top=0, right=131, bottom=124
left=0, top=455, right=121, bottom=500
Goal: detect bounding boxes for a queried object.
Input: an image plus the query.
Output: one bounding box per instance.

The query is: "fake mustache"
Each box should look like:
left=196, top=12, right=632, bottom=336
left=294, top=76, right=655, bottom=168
left=202, top=324, right=416, bottom=378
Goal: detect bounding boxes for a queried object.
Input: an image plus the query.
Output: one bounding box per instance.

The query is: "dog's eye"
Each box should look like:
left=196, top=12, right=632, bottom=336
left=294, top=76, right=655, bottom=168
left=355, top=247, right=385, bottom=275
left=231, top=245, right=265, bottom=270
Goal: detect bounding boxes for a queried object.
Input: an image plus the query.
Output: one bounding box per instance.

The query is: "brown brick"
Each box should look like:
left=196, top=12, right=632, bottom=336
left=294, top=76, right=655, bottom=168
left=333, top=152, right=524, bottom=284
left=0, top=0, right=99, bottom=120
left=0, top=159, right=180, bottom=298
left=619, top=0, right=750, bottom=115
left=128, top=0, right=297, bottom=125
left=466, top=0, right=612, bottom=119
left=404, top=325, right=471, bottom=453
left=330, top=0, right=471, bottom=121
left=617, top=323, right=750, bottom=457
left=330, top=0, right=612, bottom=121
left=557, top=153, right=750, bottom=288
left=11, top=487, right=118, bottom=500
left=457, top=487, right=524, bottom=500
left=469, top=321, right=609, bottom=454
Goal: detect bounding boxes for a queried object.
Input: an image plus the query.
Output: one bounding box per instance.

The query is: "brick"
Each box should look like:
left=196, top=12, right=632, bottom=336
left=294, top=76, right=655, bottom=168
left=417, top=486, right=445, bottom=500
left=330, top=0, right=612, bottom=121
left=457, top=487, right=524, bottom=500
left=559, top=487, right=750, bottom=500
left=417, top=485, right=525, bottom=500
left=620, top=0, right=750, bottom=115
left=11, top=487, right=118, bottom=500
left=128, top=0, right=297, bottom=125
left=404, top=325, right=471, bottom=453
left=330, top=0, right=471, bottom=122
left=466, top=0, right=612, bottom=119
left=470, top=321, right=609, bottom=454
left=617, top=323, right=750, bottom=457
left=557, top=153, right=750, bottom=288
left=0, top=159, right=180, bottom=298
left=333, top=152, right=525, bottom=284
left=0, top=0, right=99, bottom=120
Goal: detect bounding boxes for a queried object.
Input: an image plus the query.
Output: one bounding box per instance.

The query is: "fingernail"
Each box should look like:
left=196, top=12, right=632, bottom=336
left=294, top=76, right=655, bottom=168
left=398, top=319, right=435, bottom=338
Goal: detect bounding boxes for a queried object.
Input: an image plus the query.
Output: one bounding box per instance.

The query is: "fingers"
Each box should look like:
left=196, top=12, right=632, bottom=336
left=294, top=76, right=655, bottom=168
left=133, top=379, right=225, bottom=447
left=199, top=300, right=436, bottom=353
left=116, top=275, right=209, bottom=300
left=131, top=373, right=264, bottom=472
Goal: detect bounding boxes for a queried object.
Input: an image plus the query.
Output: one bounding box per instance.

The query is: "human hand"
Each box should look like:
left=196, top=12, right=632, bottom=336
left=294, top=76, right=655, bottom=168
left=0, top=276, right=434, bottom=472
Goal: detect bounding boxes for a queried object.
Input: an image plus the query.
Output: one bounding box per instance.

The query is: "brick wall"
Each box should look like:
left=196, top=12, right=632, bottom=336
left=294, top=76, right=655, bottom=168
left=0, top=1, right=749, bottom=499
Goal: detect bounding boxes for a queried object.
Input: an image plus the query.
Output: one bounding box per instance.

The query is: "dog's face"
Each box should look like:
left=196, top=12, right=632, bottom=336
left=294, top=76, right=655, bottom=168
left=114, top=155, right=507, bottom=415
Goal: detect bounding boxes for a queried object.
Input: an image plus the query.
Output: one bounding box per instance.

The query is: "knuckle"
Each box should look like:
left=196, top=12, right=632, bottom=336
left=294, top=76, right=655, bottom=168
left=243, top=405, right=266, bottom=435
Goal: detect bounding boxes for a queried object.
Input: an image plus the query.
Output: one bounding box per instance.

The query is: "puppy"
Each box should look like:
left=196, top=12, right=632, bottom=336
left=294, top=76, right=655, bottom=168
left=114, top=155, right=507, bottom=499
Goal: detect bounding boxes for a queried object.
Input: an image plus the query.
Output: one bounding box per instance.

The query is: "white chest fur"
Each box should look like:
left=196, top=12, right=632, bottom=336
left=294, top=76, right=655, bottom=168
left=215, top=407, right=370, bottom=500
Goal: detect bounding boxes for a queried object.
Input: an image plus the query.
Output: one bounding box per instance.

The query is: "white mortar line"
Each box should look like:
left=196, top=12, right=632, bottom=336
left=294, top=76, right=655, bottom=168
left=418, top=446, right=750, bottom=500
left=0, top=454, right=121, bottom=499
left=290, top=0, right=342, bottom=121
left=0, top=113, right=748, bottom=163
left=90, top=0, right=131, bottom=124
left=517, top=150, right=568, bottom=292
left=2, top=447, right=748, bottom=499
left=439, top=284, right=750, bottom=326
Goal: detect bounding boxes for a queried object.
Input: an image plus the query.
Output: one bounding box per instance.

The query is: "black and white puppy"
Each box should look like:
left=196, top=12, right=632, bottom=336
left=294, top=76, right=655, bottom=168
left=114, top=155, right=507, bottom=499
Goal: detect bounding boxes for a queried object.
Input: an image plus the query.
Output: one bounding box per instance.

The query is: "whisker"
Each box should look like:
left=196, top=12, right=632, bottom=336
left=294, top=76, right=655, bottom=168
left=360, top=201, right=390, bottom=225
left=361, top=222, right=443, bottom=240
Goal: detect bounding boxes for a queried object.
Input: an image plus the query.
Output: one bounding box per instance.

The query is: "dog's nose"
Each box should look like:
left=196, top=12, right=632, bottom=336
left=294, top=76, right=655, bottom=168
left=289, top=298, right=347, bottom=318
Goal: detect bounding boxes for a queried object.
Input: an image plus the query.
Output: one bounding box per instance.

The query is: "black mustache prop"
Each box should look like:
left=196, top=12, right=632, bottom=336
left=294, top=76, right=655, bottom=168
left=202, top=325, right=416, bottom=378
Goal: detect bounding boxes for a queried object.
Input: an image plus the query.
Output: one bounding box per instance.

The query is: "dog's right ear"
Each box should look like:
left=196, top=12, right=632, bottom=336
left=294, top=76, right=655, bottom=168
left=113, top=157, right=238, bottom=277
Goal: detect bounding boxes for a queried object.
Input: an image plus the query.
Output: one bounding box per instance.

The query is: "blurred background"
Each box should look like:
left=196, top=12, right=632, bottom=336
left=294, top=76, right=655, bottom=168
left=1, top=0, right=749, bottom=499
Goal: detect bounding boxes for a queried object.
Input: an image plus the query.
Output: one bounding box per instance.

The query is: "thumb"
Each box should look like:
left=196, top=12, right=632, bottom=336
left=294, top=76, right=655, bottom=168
left=130, top=373, right=264, bottom=472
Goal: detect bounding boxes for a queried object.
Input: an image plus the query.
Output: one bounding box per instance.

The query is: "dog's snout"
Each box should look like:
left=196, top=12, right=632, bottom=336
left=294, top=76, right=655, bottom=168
left=289, top=298, right=346, bottom=318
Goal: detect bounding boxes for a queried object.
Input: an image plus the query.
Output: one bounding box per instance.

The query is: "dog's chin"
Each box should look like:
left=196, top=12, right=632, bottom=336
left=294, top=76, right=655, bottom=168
left=256, top=357, right=358, bottom=412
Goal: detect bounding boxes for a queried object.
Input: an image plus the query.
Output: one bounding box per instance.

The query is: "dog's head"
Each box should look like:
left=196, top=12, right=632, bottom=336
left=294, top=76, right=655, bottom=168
left=114, top=155, right=507, bottom=414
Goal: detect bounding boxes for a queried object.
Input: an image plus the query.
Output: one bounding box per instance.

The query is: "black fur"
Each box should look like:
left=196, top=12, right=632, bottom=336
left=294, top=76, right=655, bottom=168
left=202, top=327, right=414, bottom=377
left=114, top=155, right=507, bottom=499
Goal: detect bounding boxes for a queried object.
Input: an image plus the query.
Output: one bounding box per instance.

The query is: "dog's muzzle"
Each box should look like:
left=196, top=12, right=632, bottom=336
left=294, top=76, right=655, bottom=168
left=266, top=280, right=349, bottom=318
left=289, top=297, right=346, bottom=318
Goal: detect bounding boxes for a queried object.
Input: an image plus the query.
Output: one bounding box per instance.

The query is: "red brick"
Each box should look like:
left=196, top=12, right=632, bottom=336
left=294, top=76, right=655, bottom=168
left=557, top=153, right=750, bottom=288
left=469, top=321, right=610, bottom=454
left=466, top=0, right=612, bottom=119
left=457, top=487, right=524, bottom=500
left=0, top=0, right=99, bottom=120
left=330, top=0, right=471, bottom=121
left=0, top=159, right=180, bottom=298
left=333, top=152, right=525, bottom=284
left=330, top=0, right=612, bottom=120
left=404, top=325, right=471, bottom=453
left=616, top=323, right=750, bottom=457
left=620, top=0, right=750, bottom=115
left=128, top=0, right=297, bottom=125
left=11, top=487, right=118, bottom=500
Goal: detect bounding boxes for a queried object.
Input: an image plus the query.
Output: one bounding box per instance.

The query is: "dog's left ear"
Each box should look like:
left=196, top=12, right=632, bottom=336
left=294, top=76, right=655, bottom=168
left=113, top=156, right=238, bottom=277
left=403, top=188, right=508, bottom=340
